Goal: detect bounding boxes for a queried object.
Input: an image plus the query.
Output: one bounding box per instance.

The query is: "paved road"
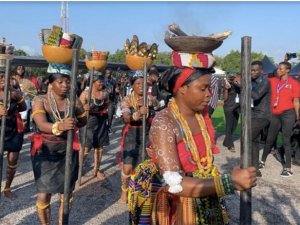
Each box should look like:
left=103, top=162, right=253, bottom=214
left=0, top=119, right=300, bottom=225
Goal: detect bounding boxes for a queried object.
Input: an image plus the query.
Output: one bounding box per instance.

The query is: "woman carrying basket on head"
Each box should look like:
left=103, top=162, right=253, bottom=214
left=0, top=67, right=27, bottom=199
left=118, top=71, right=158, bottom=203
left=30, top=64, right=87, bottom=225
left=128, top=50, right=256, bottom=224
left=79, top=73, right=110, bottom=180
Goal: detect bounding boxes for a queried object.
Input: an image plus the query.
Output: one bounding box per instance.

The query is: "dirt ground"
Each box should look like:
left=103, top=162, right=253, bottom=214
left=0, top=119, right=300, bottom=225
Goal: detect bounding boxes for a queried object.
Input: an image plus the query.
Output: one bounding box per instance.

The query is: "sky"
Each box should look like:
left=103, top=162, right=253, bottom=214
left=0, top=1, right=300, bottom=64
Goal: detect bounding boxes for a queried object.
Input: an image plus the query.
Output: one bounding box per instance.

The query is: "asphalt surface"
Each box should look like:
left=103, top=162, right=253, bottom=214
left=0, top=119, right=300, bottom=225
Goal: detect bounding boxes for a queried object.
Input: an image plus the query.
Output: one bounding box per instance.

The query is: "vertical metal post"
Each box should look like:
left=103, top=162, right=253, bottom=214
left=78, top=67, right=94, bottom=186
left=0, top=58, right=11, bottom=199
left=63, top=49, right=79, bottom=224
left=240, top=36, right=252, bottom=225
left=141, top=62, right=148, bottom=161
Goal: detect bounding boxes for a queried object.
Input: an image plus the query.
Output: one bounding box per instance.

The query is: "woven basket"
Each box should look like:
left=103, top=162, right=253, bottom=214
left=42, top=45, right=73, bottom=65
left=125, top=55, right=152, bottom=71
left=85, top=60, right=107, bottom=71
left=164, top=36, right=222, bottom=53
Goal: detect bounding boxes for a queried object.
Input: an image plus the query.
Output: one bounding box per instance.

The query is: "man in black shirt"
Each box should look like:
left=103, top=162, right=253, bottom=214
left=250, top=61, right=271, bottom=176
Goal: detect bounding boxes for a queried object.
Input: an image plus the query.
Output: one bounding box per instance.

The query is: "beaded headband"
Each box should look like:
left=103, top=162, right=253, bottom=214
left=172, top=51, right=215, bottom=69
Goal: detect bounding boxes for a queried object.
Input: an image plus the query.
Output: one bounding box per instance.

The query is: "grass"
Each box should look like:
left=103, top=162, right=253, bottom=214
left=211, top=105, right=284, bottom=146
left=211, top=106, right=241, bottom=136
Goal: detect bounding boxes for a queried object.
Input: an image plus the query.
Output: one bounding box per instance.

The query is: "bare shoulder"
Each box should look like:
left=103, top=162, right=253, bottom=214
left=32, top=95, right=47, bottom=108
left=151, top=108, right=179, bottom=137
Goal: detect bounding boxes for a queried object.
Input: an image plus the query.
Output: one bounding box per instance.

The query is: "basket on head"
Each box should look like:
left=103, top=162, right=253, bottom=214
left=125, top=55, right=152, bottom=71
left=164, top=36, right=222, bottom=53
left=85, top=60, right=107, bottom=72
left=42, top=45, right=73, bottom=65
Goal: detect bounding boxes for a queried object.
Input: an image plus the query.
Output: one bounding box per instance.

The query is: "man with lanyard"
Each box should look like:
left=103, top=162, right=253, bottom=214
left=104, top=68, right=116, bottom=132
left=249, top=61, right=271, bottom=177
left=260, top=61, right=300, bottom=177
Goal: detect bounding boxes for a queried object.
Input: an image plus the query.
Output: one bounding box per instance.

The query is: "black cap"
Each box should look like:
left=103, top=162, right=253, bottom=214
left=149, top=68, right=159, bottom=77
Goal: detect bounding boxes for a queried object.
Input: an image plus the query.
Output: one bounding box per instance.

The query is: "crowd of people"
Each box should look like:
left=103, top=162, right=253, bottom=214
left=222, top=60, right=300, bottom=177
left=0, top=54, right=299, bottom=224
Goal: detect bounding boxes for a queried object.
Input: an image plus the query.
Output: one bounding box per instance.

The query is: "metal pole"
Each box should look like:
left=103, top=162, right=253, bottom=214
left=78, top=67, right=94, bottom=186
left=141, top=62, right=148, bottom=162
left=63, top=49, right=79, bottom=224
left=240, top=36, right=252, bottom=225
left=0, top=58, right=11, bottom=199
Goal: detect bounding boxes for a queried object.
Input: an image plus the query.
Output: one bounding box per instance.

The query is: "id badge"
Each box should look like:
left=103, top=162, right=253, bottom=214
left=251, top=99, right=254, bottom=108
left=235, top=95, right=239, bottom=103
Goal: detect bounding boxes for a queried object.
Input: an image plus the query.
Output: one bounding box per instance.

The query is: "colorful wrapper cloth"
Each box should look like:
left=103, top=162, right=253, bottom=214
left=47, top=63, right=71, bottom=75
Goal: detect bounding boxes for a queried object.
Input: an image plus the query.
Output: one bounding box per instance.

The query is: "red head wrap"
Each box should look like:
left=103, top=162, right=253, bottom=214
left=172, top=67, right=196, bottom=93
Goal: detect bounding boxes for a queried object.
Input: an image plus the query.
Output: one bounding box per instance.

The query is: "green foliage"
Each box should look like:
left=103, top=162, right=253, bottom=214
left=108, top=49, right=126, bottom=63
left=107, top=49, right=172, bottom=66
left=29, top=67, right=47, bottom=80
left=153, top=52, right=172, bottom=65
left=214, top=55, right=224, bottom=68
left=14, top=49, right=28, bottom=56
left=219, top=50, right=264, bottom=73
left=80, top=48, right=87, bottom=60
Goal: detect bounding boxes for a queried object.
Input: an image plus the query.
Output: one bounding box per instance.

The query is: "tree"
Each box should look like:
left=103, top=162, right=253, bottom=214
left=108, top=49, right=126, bottom=63
left=80, top=48, right=87, bottom=60
left=14, top=49, right=28, bottom=56
left=153, top=52, right=172, bottom=65
left=219, top=50, right=264, bottom=73
left=214, top=55, right=223, bottom=68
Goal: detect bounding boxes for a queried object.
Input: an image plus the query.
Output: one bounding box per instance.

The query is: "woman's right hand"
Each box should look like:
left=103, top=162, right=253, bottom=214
left=83, top=103, right=90, bottom=111
left=58, top=118, right=76, bottom=131
left=139, top=106, right=148, bottom=115
left=231, top=167, right=257, bottom=191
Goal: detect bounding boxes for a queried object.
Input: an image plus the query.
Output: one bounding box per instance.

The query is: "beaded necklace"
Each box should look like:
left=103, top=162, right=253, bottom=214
left=47, top=90, right=70, bottom=122
left=91, top=91, right=104, bottom=106
left=168, top=98, right=213, bottom=175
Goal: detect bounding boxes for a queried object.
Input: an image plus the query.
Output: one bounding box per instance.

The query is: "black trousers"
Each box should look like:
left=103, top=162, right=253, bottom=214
left=107, top=102, right=115, bottom=128
left=223, top=108, right=239, bottom=148
left=208, top=106, right=215, bottom=118
left=261, top=109, right=296, bottom=168
left=252, top=118, right=270, bottom=169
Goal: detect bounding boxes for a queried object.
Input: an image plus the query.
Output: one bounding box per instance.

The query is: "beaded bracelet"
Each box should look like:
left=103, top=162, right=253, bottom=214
left=132, top=111, right=140, bottom=121
left=214, top=174, right=235, bottom=197
left=221, top=174, right=235, bottom=195
left=213, top=176, right=225, bottom=197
